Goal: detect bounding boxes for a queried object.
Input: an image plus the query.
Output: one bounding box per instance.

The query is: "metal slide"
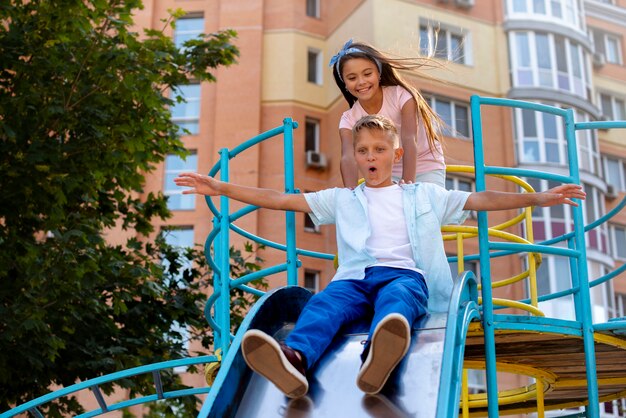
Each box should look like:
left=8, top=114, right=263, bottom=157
left=201, top=286, right=452, bottom=418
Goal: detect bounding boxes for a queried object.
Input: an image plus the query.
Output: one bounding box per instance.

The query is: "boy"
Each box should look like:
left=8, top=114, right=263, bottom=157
left=174, top=114, right=584, bottom=399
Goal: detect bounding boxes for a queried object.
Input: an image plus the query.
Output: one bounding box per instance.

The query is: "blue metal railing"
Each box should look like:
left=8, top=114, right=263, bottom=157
left=469, top=95, right=626, bottom=418
left=4, top=98, right=626, bottom=417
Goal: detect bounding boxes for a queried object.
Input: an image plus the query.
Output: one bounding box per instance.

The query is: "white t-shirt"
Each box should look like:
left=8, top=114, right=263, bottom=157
left=363, top=184, right=424, bottom=274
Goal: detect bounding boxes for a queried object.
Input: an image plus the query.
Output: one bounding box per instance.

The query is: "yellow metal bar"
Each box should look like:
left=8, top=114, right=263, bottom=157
left=536, top=378, right=545, bottom=418
left=478, top=297, right=545, bottom=316
left=462, top=368, right=470, bottom=418
left=457, top=231, right=465, bottom=276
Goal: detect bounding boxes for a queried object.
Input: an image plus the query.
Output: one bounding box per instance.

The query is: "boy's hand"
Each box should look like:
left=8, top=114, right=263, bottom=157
left=174, top=172, right=221, bottom=196
left=537, top=184, right=586, bottom=207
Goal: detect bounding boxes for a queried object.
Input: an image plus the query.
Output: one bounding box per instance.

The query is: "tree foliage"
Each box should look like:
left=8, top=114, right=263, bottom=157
left=0, top=0, right=241, bottom=414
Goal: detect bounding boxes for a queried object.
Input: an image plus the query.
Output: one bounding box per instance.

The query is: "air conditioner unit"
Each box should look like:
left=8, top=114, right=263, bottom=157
left=306, top=150, right=328, bottom=169
left=593, top=52, right=606, bottom=68
left=607, top=184, right=618, bottom=200
left=455, top=0, right=475, bottom=8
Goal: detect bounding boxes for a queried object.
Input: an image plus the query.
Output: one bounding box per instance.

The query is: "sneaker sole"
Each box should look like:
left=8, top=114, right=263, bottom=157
left=357, top=314, right=410, bottom=394
left=242, top=330, right=308, bottom=398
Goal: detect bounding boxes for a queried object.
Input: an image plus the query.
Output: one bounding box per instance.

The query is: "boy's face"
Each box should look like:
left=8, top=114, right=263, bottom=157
left=353, top=128, right=403, bottom=188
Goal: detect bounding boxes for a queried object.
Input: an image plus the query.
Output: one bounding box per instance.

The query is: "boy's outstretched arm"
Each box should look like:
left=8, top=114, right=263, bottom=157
left=464, top=184, right=586, bottom=211
left=174, top=172, right=312, bottom=213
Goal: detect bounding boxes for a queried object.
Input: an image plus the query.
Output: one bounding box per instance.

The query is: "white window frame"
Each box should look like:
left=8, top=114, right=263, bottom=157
left=575, top=110, right=601, bottom=176
left=307, top=48, right=323, bottom=85
left=603, top=155, right=626, bottom=192
left=419, top=22, right=472, bottom=66
left=599, top=92, right=626, bottom=120
left=604, top=34, right=622, bottom=65
left=611, top=224, right=626, bottom=261
left=506, top=0, right=584, bottom=31
left=174, top=15, right=204, bottom=50
left=602, top=155, right=626, bottom=192
left=171, top=83, right=201, bottom=135
left=509, top=31, right=590, bottom=100
left=426, top=95, right=471, bottom=138
left=164, top=153, right=198, bottom=210
left=304, top=269, right=320, bottom=293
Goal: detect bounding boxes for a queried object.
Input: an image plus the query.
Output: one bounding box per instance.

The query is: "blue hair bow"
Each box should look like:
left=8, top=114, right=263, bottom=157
left=328, top=39, right=382, bottom=81
left=328, top=39, right=357, bottom=68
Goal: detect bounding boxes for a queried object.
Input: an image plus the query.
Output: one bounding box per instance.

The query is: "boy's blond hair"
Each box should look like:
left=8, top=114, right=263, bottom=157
left=352, top=114, right=400, bottom=148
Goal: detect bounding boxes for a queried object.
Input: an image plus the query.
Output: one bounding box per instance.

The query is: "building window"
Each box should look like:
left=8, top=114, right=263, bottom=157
left=581, top=184, right=608, bottom=253
left=304, top=270, right=320, bottom=293
left=445, top=176, right=473, bottom=193
left=162, top=227, right=195, bottom=370
left=602, top=398, right=626, bottom=417
left=171, top=84, right=201, bottom=135
left=509, top=31, right=590, bottom=100
left=506, top=0, right=583, bottom=30
left=599, top=93, right=626, bottom=120
left=534, top=255, right=576, bottom=319
left=604, top=156, right=626, bottom=192
left=515, top=106, right=565, bottom=165
left=426, top=95, right=470, bottom=138
left=467, top=369, right=486, bottom=394
left=164, top=153, right=197, bottom=210
left=449, top=259, right=479, bottom=282
left=174, top=16, right=204, bottom=50
left=305, top=118, right=320, bottom=152
left=304, top=213, right=320, bottom=233
left=446, top=176, right=475, bottom=218
left=575, top=110, right=601, bottom=176
left=514, top=106, right=600, bottom=176
left=420, top=23, right=470, bottom=65
left=306, top=0, right=320, bottom=18
left=307, top=48, right=322, bottom=84
left=612, top=225, right=626, bottom=260
left=592, top=28, right=623, bottom=65
left=613, top=292, right=626, bottom=318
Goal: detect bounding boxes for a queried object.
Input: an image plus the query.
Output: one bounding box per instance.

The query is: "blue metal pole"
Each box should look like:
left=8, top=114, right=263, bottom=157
left=470, top=95, right=499, bottom=418
left=218, top=148, right=232, bottom=356
left=565, top=110, right=599, bottom=417
left=283, top=118, right=298, bottom=286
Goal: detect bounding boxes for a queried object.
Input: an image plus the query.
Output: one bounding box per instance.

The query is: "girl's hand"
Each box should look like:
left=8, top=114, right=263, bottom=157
left=537, top=184, right=586, bottom=207
left=174, top=172, right=221, bottom=196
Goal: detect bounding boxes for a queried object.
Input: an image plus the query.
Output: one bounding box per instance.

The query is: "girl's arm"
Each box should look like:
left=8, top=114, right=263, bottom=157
left=464, top=184, right=586, bottom=211
left=174, top=172, right=312, bottom=212
left=339, top=128, right=359, bottom=188
left=400, top=99, right=419, bottom=183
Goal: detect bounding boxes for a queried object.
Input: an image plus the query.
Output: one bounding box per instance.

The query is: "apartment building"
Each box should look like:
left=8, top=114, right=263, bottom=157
left=133, top=0, right=626, bottom=415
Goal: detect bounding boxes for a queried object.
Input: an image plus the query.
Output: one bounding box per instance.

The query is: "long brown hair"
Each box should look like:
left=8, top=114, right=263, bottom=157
left=331, top=41, right=443, bottom=155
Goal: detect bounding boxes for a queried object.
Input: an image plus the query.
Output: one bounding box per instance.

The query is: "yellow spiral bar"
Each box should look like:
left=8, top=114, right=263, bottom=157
left=477, top=297, right=546, bottom=316
left=462, top=360, right=557, bottom=408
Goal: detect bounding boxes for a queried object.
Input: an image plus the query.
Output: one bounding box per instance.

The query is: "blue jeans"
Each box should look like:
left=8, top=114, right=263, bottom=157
left=285, top=266, right=429, bottom=369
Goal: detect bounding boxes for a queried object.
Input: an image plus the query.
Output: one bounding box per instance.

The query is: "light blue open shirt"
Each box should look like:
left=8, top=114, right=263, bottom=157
left=304, top=182, right=471, bottom=313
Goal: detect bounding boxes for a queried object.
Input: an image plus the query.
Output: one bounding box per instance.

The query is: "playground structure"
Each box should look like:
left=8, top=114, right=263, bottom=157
left=2, top=96, right=626, bottom=418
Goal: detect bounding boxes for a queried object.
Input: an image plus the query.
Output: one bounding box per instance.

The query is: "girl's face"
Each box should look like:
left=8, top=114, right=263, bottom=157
left=341, top=57, right=381, bottom=103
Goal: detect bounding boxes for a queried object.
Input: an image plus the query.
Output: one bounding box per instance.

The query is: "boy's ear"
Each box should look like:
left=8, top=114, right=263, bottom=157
left=394, top=147, right=404, bottom=162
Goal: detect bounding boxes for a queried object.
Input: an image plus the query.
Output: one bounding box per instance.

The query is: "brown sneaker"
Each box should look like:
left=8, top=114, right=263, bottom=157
left=356, top=313, right=410, bottom=394
left=242, top=329, right=309, bottom=398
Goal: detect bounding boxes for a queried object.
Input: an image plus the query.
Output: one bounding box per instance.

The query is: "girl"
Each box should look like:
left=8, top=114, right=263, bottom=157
left=329, top=39, right=446, bottom=188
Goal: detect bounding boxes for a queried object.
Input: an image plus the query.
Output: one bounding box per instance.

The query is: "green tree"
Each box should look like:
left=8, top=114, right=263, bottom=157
left=0, top=0, right=240, bottom=415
